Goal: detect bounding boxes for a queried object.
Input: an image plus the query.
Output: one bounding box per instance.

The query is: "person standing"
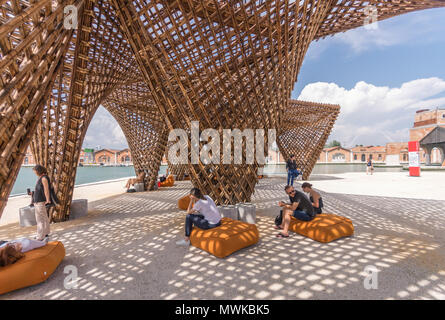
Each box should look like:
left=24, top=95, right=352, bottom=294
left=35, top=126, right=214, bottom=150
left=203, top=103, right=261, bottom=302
left=366, top=158, right=374, bottom=175
left=32, top=165, right=52, bottom=242
left=286, top=155, right=298, bottom=186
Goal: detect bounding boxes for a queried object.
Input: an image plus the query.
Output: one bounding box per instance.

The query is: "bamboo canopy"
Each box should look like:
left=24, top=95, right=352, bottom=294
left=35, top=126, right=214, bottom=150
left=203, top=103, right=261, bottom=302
left=1, top=0, right=444, bottom=221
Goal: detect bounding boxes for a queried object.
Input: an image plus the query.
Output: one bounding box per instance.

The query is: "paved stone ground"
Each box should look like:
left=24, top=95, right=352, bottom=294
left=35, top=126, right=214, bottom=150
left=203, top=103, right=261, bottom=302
left=1, top=178, right=445, bottom=300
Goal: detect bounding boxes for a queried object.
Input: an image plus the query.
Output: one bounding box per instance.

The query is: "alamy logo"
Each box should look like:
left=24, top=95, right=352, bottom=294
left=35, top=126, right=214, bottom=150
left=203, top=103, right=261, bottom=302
left=168, top=121, right=276, bottom=166
left=364, top=5, right=378, bottom=30
left=64, top=5, right=78, bottom=30
left=63, top=265, right=78, bottom=289
left=363, top=265, right=379, bottom=290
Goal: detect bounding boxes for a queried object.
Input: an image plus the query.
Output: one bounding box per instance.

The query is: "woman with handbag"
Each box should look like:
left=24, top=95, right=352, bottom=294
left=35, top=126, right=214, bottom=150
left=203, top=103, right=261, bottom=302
left=32, top=165, right=52, bottom=242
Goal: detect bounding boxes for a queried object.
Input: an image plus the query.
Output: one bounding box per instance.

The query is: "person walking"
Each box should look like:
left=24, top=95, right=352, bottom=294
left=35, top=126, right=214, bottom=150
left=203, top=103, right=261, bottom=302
left=366, top=157, right=374, bottom=175
left=32, top=165, right=52, bottom=242
left=286, top=155, right=298, bottom=186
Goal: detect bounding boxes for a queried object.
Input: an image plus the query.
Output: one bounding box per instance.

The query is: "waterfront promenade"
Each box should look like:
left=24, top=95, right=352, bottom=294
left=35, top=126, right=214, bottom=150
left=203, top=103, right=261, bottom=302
left=1, top=174, right=445, bottom=299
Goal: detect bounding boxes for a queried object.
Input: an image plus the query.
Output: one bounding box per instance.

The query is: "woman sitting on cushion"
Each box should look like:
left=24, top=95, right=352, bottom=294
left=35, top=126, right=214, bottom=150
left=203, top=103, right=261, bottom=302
left=0, top=238, right=47, bottom=267
left=301, top=182, right=324, bottom=214
left=176, top=188, right=222, bottom=247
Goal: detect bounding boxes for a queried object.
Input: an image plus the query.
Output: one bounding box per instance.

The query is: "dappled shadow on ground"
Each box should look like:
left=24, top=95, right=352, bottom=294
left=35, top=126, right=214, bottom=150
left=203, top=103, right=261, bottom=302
left=1, top=179, right=445, bottom=299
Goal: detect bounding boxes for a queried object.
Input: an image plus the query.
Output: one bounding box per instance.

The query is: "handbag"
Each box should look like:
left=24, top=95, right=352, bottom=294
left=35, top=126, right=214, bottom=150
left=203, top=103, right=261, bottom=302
left=275, top=210, right=283, bottom=226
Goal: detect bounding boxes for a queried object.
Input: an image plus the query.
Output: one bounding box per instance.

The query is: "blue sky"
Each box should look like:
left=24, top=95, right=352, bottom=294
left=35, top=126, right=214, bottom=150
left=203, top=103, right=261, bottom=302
left=84, top=7, right=445, bottom=150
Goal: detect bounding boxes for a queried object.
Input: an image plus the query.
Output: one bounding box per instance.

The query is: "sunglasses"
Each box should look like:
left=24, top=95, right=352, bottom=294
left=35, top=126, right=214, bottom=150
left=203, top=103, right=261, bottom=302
left=287, top=189, right=296, bottom=195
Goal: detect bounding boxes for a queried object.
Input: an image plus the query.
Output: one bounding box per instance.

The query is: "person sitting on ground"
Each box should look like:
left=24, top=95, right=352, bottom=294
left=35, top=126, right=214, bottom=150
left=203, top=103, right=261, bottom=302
left=301, top=182, right=324, bottom=214
left=275, top=185, right=315, bottom=238
left=176, top=188, right=222, bottom=246
left=159, top=168, right=170, bottom=183
left=286, top=155, right=298, bottom=186
left=125, top=170, right=146, bottom=191
left=0, top=238, right=47, bottom=267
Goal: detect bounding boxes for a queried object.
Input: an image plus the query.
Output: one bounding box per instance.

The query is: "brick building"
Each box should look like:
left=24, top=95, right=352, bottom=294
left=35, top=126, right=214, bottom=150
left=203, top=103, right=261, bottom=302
left=118, top=148, right=132, bottom=164
left=350, top=145, right=386, bottom=163
left=22, top=147, right=35, bottom=166
left=409, top=108, right=445, bottom=165
left=318, top=146, right=352, bottom=163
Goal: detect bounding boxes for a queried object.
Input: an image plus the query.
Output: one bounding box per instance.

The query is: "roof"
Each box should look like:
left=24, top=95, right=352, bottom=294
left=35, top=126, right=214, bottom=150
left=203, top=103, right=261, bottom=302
left=351, top=146, right=385, bottom=152
left=420, top=126, right=445, bottom=145
left=323, top=146, right=350, bottom=153
left=95, top=148, right=120, bottom=154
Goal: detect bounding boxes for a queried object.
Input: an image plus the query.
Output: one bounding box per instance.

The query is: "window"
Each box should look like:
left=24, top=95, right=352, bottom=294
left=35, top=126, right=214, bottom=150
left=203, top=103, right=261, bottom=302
left=125, top=156, right=130, bottom=162
left=24, top=157, right=28, bottom=164
left=378, top=154, right=382, bottom=160
left=361, top=154, right=366, bottom=162
left=369, top=154, right=373, bottom=160
left=332, top=153, right=346, bottom=162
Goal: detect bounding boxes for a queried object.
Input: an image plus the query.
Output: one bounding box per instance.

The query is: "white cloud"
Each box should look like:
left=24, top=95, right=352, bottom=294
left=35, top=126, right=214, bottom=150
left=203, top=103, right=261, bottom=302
left=297, top=77, right=445, bottom=147
left=83, top=106, right=128, bottom=150
left=306, top=8, right=445, bottom=58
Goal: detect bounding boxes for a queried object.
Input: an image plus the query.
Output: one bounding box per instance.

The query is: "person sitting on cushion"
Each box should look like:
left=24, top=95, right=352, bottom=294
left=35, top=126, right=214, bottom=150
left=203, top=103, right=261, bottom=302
left=275, top=185, right=315, bottom=238
left=301, top=182, right=324, bottom=214
left=125, top=170, right=146, bottom=191
left=176, top=188, right=222, bottom=246
left=0, top=238, right=47, bottom=267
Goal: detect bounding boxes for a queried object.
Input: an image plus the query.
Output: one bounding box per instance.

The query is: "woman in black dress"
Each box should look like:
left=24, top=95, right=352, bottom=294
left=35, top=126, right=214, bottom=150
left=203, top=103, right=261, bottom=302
left=301, top=182, right=324, bottom=214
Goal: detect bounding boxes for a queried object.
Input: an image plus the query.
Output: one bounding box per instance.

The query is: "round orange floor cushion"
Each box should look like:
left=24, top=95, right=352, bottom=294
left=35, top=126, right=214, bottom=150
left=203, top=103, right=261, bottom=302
left=289, top=213, right=354, bottom=243
left=160, top=175, right=174, bottom=187
left=0, top=241, right=65, bottom=295
left=178, top=195, right=191, bottom=210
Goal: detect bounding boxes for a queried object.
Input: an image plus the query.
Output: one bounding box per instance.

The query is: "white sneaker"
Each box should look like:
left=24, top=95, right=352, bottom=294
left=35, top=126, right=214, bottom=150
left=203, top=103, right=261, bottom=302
left=176, top=239, right=190, bottom=246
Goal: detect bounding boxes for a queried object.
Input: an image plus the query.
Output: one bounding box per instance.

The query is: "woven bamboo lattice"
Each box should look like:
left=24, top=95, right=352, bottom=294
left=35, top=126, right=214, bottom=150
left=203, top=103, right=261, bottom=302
left=102, top=81, right=168, bottom=191
left=278, top=100, right=340, bottom=180
left=1, top=1, right=445, bottom=219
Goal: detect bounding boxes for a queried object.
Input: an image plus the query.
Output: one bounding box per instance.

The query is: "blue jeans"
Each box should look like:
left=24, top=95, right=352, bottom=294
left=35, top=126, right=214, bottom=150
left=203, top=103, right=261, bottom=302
left=185, top=214, right=221, bottom=237
left=293, top=210, right=314, bottom=221
left=287, top=169, right=300, bottom=185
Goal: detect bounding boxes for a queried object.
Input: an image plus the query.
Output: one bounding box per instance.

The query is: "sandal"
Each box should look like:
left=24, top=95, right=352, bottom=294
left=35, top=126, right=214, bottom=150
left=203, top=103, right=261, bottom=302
left=276, top=233, right=289, bottom=238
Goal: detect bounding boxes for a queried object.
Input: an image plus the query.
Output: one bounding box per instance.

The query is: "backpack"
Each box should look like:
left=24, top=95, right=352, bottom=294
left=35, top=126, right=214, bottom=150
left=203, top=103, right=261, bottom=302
left=274, top=210, right=283, bottom=226
left=50, top=185, right=59, bottom=205
left=40, top=175, right=59, bottom=205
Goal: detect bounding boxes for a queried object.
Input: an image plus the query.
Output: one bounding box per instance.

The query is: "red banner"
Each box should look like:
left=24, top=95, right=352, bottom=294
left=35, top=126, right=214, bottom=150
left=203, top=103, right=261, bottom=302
left=408, top=141, right=420, bottom=177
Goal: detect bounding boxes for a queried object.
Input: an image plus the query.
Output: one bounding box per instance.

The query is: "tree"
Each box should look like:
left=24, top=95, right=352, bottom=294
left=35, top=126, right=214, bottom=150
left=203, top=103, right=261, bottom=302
left=325, top=140, right=342, bottom=148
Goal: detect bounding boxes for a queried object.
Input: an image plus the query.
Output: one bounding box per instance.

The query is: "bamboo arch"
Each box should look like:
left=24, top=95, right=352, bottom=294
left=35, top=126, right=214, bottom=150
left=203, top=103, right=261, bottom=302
left=1, top=0, right=444, bottom=220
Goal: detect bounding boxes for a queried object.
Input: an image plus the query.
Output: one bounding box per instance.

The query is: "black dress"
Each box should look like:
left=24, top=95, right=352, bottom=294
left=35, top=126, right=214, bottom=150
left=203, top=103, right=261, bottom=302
left=310, top=195, right=324, bottom=214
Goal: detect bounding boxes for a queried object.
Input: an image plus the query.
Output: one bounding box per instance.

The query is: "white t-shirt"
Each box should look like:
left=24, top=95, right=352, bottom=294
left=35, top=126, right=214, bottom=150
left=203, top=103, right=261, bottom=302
left=193, top=195, right=221, bottom=225
left=0, top=238, right=46, bottom=253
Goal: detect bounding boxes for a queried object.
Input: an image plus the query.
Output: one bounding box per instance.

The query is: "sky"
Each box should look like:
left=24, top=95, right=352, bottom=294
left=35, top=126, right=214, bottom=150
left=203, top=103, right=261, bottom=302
left=84, top=7, right=445, bottom=150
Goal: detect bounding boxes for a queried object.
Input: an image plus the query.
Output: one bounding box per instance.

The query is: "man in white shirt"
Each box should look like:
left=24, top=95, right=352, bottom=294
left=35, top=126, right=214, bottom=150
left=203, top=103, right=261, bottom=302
left=176, top=188, right=222, bottom=246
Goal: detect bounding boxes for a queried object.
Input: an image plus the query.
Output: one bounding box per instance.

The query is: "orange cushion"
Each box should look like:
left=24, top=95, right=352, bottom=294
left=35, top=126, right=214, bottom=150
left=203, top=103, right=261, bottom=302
left=289, top=213, right=354, bottom=243
left=178, top=195, right=191, bottom=210
left=160, top=175, right=174, bottom=187
left=0, top=241, right=65, bottom=295
left=190, top=217, right=259, bottom=258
